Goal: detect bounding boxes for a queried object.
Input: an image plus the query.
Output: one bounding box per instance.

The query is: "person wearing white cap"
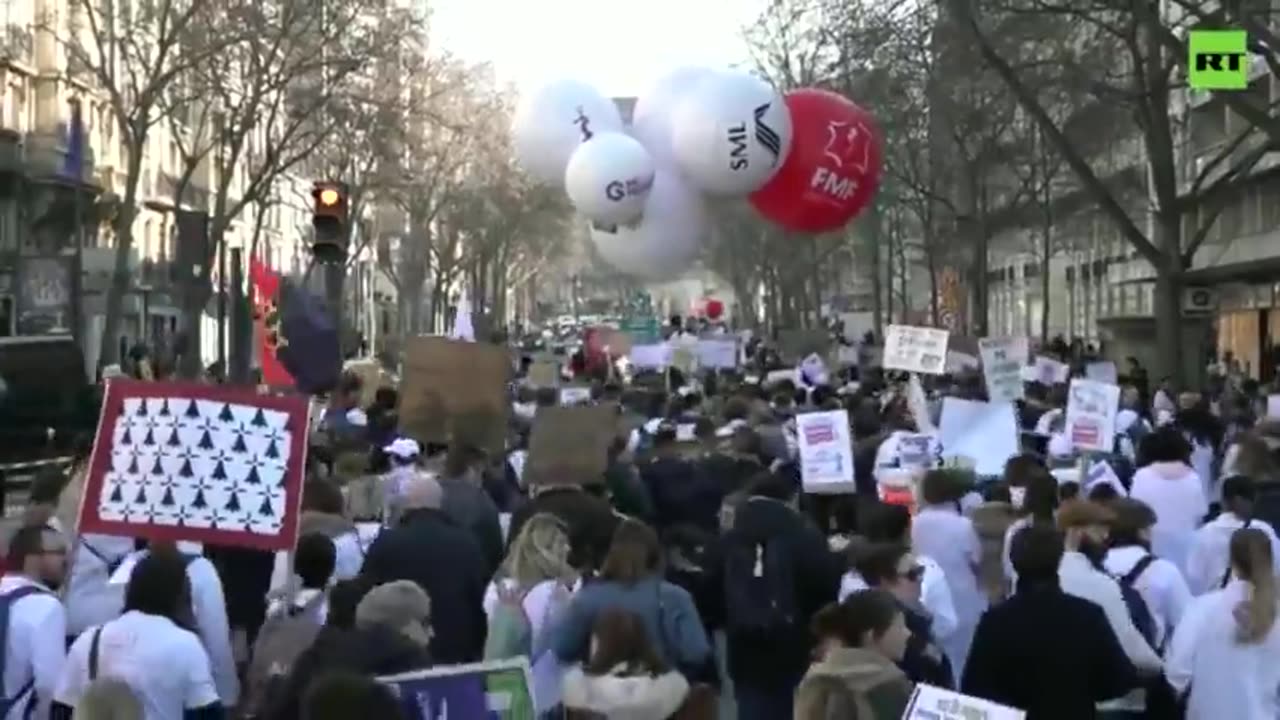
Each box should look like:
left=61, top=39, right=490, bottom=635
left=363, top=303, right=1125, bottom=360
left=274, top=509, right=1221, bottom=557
left=381, top=438, right=421, bottom=519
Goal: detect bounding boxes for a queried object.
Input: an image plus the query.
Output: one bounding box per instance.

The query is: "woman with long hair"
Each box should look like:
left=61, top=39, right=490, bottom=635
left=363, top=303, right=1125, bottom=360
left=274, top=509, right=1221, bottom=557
left=561, top=609, right=690, bottom=719
left=1167, top=528, right=1280, bottom=718
left=483, top=512, right=577, bottom=660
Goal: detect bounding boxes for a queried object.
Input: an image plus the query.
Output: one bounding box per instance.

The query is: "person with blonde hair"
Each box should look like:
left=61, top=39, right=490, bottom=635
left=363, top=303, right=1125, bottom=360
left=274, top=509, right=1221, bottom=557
left=483, top=513, right=577, bottom=661
left=71, top=678, right=142, bottom=720
left=1168, top=527, right=1280, bottom=718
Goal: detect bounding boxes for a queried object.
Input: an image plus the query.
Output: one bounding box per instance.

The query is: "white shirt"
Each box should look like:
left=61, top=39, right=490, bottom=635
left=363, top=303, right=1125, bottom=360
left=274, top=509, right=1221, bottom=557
left=0, top=576, right=65, bottom=720
left=268, top=531, right=365, bottom=595
left=1185, top=513, right=1280, bottom=596
left=911, top=505, right=985, bottom=674
left=63, top=534, right=135, bottom=637
left=54, top=610, right=220, bottom=720
left=482, top=578, right=573, bottom=646
left=1058, top=551, right=1162, bottom=673
left=109, top=552, right=239, bottom=707
left=1102, top=545, right=1192, bottom=649
left=1129, top=462, right=1208, bottom=574
left=1167, top=580, right=1280, bottom=720
left=1001, top=517, right=1032, bottom=585
left=839, top=555, right=958, bottom=640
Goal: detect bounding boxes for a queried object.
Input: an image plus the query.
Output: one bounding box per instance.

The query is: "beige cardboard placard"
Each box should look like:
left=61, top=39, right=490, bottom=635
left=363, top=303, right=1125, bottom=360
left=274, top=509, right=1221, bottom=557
left=398, top=336, right=509, bottom=453
left=528, top=361, right=560, bottom=388
left=526, top=404, right=617, bottom=486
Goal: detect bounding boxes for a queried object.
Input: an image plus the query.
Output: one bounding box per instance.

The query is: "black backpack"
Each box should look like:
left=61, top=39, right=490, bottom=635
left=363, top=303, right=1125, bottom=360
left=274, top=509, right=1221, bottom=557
left=723, top=536, right=797, bottom=634
left=1114, top=555, right=1161, bottom=651
left=0, top=586, right=49, bottom=717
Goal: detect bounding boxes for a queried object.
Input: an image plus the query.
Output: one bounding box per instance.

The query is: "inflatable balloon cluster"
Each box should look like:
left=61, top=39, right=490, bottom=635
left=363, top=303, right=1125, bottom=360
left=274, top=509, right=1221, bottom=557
left=512, top=69, right=882, bottom=280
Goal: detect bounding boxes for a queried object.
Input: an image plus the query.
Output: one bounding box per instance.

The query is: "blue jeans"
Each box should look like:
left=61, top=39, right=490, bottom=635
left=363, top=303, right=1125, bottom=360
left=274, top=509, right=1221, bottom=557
left=734, top=685, right=794, bottom=720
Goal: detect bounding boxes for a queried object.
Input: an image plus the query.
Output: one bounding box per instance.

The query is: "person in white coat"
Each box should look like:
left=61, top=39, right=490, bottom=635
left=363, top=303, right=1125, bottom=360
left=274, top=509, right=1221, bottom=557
left=838, top=503, right=958, bottom=642
left=910, top=471, right=986, bottom=677
left=1185, top=476, right=1280, bottom=596
left=1129, top=427, right=1208, bottom=575
left=1167, top=527, right=1280, bottom=719
left=1056, top=501, right=1163, bottom=679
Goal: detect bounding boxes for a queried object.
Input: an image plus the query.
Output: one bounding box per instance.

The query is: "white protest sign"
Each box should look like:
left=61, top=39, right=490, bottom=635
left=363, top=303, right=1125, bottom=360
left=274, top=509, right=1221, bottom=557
left=898, top=433, right=934, bottom=470
left=938, top=398, right=1020, bottom=477
left=1065, top=378, right=1121, bottom=452
left=796, top=409, right=854, bottom=494
left=558, top=386, right=592, bottom=406
left=979, top=336, right=1028, bottom=403
left=695, top=338, right=738, bottom=369
left=883, top=324, right=950, bottom=375
left=1086, top=361, right=1118, bottom=385
left=904, top=684, right=1026, bottom=719
left=1269, top=394, right=1280, bottom=418
left=1033, top=356, right=1070, bottom=385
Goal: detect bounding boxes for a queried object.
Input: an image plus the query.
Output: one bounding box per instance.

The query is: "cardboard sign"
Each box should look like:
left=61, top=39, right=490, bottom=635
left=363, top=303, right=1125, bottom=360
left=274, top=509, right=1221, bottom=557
left=696, top=339, right=738, bottom=369
left=979, top=336, right=1029, bottom=403
left=904, top=684, right=1026, bottom=719
left=527, top=361, right=559, bottom=388
left=525, top=405, right=617, bottom=486
left=796, top=409, right=855, bottom=494
left=558, top=386, right=592, bottom=406
left=380, top=659, right=535, bottom=720
left=398, top=337, right=509, bottom=453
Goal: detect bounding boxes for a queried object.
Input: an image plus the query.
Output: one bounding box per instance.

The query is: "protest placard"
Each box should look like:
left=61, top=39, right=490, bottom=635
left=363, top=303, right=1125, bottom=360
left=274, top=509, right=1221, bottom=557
left=938, top=398, right=1020, bottom=477
left=525, top=405, right=617, bottom=487
left=557, top=386, right=592, bottom=406
left=380, top=658, right=534, bottom=720
left=796, top=409, right=854, bottom=493
left=1033, top=356, right=1070, bottom=385
left=883, top=325, right=950, bottom=374
left=979, top=336, right=1029, bottom=403
left=1065, top=378, right=1121, bottom=452
left=696, top=338, right=738, bottom=369
left=1086, top=361, right=1118, bottom=384
left=904, top=684, right=1026, bottom=719
left=399, top=337, right=509, bottom=452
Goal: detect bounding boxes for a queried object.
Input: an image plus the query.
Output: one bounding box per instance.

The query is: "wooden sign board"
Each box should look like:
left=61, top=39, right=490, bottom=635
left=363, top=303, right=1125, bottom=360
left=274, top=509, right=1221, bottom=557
left=526, top=404, right=617, bottom=486
left=398, top=336, right=509, bottom=453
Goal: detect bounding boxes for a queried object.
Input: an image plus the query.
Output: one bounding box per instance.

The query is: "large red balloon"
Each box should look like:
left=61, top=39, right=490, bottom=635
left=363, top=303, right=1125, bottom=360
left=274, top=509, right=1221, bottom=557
left=749, top=88, right=882, bottom=233
left=704, top=298, right=724, bottom=320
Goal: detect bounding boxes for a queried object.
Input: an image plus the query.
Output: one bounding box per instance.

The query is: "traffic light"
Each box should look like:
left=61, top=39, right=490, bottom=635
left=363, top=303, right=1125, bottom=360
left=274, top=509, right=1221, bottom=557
left=311, top=180, right=349, bottom=263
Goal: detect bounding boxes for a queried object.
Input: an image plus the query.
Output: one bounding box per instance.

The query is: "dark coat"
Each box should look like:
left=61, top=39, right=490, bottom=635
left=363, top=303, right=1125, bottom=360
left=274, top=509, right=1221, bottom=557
left=438, top=474, right=505, bottom=577
left=715, top=496, right=844, bottom=691
left=360, top=507, right=488, bottom=664
left=507, top=486, right=620, bottom=572
left=265, top=624, right=429, bottom=720
left=961, top=582, right=1141, bottom=720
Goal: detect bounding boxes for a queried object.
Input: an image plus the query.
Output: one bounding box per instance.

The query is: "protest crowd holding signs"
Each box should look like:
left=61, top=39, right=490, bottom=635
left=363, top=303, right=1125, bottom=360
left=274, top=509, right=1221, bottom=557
left=9, top=279, right=1280, bottom=720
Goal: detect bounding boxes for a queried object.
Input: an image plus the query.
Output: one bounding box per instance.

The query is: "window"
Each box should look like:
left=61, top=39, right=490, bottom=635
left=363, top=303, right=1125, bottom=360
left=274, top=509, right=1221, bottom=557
left=0, top=296, right=10, bottom=336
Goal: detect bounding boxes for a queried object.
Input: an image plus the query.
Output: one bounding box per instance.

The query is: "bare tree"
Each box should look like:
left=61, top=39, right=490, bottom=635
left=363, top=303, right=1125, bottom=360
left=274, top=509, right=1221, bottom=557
left=53, top=0, right=244, bottom=366
left=946, top=0, right=1279, bottom=382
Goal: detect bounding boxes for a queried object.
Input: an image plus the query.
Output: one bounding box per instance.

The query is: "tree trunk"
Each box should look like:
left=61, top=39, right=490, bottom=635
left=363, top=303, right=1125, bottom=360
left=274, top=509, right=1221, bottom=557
left=1040, top=224, right=1052, bottom=342
left=97, top=150, right=145, bottom=370
left=1153, top=211, right=1186, bottom=386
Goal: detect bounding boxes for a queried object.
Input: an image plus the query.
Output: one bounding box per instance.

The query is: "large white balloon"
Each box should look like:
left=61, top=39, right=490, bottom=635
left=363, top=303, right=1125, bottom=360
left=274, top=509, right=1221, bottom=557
left=512, top=79, right=623, bottom=185
left=565, top=132, right=655, bottom=225
left=589, top=169, right=707, bottom=281
left=670, top=71, right=792, bottom=195
left=630, top=66, right=715, bottom=165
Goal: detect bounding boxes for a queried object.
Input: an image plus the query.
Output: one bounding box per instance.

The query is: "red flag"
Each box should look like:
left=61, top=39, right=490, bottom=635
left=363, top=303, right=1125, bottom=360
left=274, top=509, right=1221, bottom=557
left=250, top=258, right=293, bottom=387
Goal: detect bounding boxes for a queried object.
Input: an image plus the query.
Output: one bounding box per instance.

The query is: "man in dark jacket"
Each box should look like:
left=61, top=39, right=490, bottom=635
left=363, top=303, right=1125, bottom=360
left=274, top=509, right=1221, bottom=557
left=360, top=473, right=488, bottom=664
left=506, top=480, right=619, bottom=573
left=962, top=524, right=1140, bottom=719
left=714, top=473, right=844, bottom=720
left=435, top=442, right=505, bottom=577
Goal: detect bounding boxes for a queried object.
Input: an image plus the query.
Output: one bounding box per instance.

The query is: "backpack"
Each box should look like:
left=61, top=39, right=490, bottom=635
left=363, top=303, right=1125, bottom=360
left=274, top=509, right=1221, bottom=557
left=723, top=535, right=797, bottom=634
left=1114, top=555, right=1160, bottom=651
left=0, top=586, right=49, bottom=717
left=483, top=584, right=534, bottom=660
left=244, top=592, right=327, bottom=717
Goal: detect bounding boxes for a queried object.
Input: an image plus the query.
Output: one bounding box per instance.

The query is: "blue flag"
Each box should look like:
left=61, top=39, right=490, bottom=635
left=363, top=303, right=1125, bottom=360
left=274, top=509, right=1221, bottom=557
left=63, top=100, right=84, bottom=179
left=275, top=279, right=341, bottom=394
